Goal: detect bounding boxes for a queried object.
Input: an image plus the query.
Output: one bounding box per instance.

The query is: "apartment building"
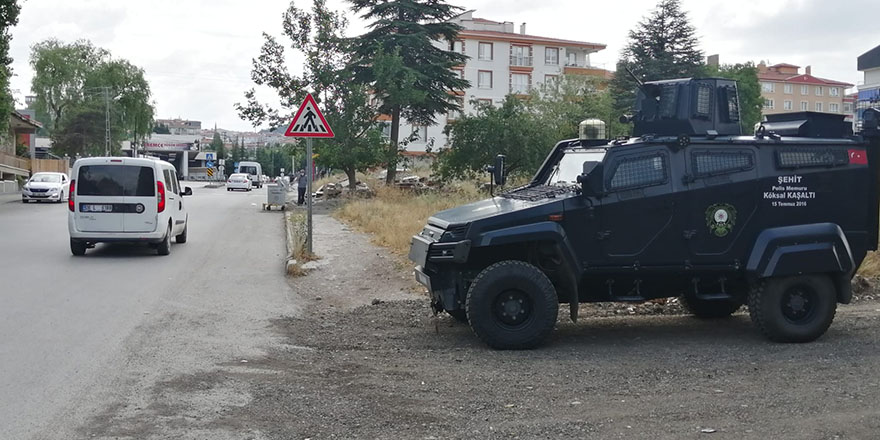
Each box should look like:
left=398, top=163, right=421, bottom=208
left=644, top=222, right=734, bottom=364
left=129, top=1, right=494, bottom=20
left=155, top=118, right=202, bottom=136
left=757, top=62, right=853, bottom=116
left=857, top=44, right=880, bottom=131
left=397, top=10, right=608, bottom=153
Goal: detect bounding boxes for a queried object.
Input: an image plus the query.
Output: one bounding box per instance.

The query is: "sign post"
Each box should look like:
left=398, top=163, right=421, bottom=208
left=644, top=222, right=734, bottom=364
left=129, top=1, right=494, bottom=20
left=283, top=93, right=335, bottom=254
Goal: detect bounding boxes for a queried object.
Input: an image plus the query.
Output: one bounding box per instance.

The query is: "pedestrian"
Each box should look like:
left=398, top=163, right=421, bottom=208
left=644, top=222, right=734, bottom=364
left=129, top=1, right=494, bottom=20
left=297, top=169, right=308, bottom=205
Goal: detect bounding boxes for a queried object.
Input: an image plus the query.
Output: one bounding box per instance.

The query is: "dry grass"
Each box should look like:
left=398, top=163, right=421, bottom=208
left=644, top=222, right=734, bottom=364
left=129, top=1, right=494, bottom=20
left=860, top=252, right=880, bottom=277
left=334, top=180, right=485, bottom=257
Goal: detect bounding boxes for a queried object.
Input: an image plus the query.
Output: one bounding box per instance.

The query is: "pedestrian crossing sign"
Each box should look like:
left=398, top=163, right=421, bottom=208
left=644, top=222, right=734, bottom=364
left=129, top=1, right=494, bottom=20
left=284, top=93, right=334, bottom=138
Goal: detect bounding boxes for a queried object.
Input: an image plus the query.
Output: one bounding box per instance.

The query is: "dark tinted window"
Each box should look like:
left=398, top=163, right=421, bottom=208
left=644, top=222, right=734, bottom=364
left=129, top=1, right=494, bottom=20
left=609, top=153, right=667, bottom=190
left=77, top=165, right=155, bottom=196
left=240, top=166, right=258, bottom=175
left=776, top=148, right=849, bottom=169
left=693, top=151, right=754, bottom=176
left=163, top=169, right=178, bottom=194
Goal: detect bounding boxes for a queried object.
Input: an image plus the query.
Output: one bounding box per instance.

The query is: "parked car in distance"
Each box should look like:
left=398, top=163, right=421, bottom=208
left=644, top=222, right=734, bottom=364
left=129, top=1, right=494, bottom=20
left=237, top=161, right=263, bottom=189
left=22, top=172, right=70, bottom=203
left=68, top=157, right=191, bottom=256
left=227, top=173, right=253, bottom=191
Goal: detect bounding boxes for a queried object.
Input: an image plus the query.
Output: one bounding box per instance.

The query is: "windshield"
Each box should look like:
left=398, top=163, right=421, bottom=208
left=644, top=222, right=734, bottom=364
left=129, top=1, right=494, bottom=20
left=30, top=174, right=61, bottom=183
left=546, top=149, right=606, bottom=185
left=240, top=166, right=258, bottom=175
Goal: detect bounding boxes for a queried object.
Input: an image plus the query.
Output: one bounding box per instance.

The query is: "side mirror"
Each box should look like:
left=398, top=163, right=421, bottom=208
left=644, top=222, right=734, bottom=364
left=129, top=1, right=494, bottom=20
left=577, top=161, right=603, bottom=196
left=487, top=154, right=506, bottom=186
left=182, top=186, right=193, bottom=196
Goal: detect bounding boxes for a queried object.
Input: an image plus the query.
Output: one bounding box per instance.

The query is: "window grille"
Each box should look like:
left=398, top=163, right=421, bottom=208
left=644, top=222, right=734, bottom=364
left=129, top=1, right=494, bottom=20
left=693, top=151, right=754, bottom=176
left=609, top=154, right=667, bottom=190
left=776, top=149, right=849, bottom=169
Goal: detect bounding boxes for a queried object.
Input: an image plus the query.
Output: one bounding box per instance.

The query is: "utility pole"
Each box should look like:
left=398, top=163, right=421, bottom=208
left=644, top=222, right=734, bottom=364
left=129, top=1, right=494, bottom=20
left=103, top=87, right=111, bottom=156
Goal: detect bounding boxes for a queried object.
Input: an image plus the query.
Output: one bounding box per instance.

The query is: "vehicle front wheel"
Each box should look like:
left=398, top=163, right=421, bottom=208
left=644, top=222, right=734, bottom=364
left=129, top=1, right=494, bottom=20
left=447, top=308, right=468, bottom=323
left=157, top=225, right=172, bottom=255
left=466, top=260, right=558, bottom=349
left=175, top=222, right=188, bottom=244
left=748, top=275, right=837, bottom=343
left=679, top=294, right=742, bottom=319
left=70, top=239, right=87, bottom=256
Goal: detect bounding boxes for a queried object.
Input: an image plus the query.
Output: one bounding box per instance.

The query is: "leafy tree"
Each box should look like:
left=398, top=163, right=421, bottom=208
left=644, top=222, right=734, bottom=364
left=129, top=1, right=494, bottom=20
left=236, top=0, right=384, bottom=190
left=51, top=101, right=125, bottom=157
left=153, top=123, right=170, bottom=134
left=703, top=62, right=762, bottom=134
left=346, top=0, right=469, bottom=184
left=30, top=39, right=154, bottom=153
left=610, top=0, right=704, bottom=119
left=0, top=0, right=21, bottom=134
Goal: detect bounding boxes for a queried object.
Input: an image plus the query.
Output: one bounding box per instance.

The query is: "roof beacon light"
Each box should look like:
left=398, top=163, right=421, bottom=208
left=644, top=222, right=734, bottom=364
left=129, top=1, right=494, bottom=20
left=579, top=119, right=606, bottom=141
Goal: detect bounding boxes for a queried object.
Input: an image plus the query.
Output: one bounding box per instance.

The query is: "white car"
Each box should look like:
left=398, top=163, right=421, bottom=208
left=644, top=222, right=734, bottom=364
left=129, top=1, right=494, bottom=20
left=68, top=157, right=191, bottom=256
left=22, top=172, right=70, bottom=203
left=227, top=173, right=253, bottom=191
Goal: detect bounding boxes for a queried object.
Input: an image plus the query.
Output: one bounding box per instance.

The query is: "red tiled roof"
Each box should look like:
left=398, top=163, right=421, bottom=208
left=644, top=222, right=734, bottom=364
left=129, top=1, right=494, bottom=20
left=757, top=72, right=853, bottom=87
left=458, top=30, right=605, bottom=50
left=770, top=63, right=800, bottom=68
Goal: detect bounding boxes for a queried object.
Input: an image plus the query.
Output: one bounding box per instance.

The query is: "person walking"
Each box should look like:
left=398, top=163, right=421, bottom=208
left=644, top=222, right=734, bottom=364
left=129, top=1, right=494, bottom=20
left=296, top=169, right=308, bottom=205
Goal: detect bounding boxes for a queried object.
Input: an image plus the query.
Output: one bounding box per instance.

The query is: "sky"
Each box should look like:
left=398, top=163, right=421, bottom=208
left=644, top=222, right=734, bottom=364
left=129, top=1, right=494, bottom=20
left=7, top=0, right=880, bottom=132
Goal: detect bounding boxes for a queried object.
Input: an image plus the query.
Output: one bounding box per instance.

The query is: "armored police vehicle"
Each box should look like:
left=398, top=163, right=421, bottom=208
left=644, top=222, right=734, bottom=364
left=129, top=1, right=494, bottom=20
left=409, top=77, right=880, bottom=349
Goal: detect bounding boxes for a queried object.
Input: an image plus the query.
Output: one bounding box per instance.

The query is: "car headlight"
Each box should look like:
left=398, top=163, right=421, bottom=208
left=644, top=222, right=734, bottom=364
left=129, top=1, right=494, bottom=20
left=48, top=187, right=58, bottom=193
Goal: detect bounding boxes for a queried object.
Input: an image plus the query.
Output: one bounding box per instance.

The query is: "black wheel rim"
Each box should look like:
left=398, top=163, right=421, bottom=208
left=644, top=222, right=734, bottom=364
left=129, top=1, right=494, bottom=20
left=492, top=289, right=533, bottom=327
left=781, top=284, right=819, bottom=324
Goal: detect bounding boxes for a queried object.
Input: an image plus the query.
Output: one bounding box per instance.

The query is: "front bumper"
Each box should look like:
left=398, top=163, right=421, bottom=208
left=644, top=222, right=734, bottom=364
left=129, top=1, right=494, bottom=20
left=408, top=235, right=471, bottom=267
left=22, top=191, right=61, bottom=201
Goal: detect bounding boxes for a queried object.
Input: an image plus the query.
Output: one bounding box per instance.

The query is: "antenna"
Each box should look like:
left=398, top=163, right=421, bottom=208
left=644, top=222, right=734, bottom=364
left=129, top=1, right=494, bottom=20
left=624, top=65, right=644, bottom=87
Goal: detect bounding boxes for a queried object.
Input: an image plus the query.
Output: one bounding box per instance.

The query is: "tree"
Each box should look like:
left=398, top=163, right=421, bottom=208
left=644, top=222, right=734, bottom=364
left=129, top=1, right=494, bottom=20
left=703, top=62, right=762, bottom=134
left=346, top=0, right=469, bottom=184
left=610, top=0, right=704, bottom=119
left=31, top=39, right=154, bottom=154
left=209, top=131, right=226, bottom=159
left=0, top=0, right=21, bottom=134
left=236, top=0, right=384, bottom=190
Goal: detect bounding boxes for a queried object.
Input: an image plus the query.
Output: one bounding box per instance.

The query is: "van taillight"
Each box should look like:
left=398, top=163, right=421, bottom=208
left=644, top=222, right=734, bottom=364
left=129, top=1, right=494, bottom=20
left=68, top=180, right=75, bottom=212
left=157, top=181, right=166, bottom=213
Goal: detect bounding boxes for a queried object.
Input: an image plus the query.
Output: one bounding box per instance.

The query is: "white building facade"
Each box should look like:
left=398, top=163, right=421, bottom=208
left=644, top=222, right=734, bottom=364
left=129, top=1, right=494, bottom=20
left=395, top=10, right=607, bottom=154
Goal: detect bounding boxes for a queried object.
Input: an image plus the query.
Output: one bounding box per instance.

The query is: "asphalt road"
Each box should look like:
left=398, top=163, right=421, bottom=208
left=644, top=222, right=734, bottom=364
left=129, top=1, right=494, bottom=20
left=0, top=184, right=300, bottom=439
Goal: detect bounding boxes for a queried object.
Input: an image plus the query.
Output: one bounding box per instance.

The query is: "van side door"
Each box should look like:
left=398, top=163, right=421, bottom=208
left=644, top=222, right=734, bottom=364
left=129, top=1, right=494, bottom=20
left=121, top=164, right=160, bottom=233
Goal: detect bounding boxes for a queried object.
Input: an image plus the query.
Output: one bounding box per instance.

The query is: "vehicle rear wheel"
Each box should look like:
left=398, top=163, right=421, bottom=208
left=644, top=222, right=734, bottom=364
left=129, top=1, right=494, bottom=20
left=679, top=294, right=742, bottom=319
left=175, top=222, right=188, bottom=243
left=227, top=188, right=231, bottom=191
left=157, top=225, right=172, bottom=256
left=21, top=199, right=27, bottom=203
left=466, top=260, right=558, bottom=349
left=70, top=239, right=87, bottom=256
left=748, top=275, right=837, bottom=343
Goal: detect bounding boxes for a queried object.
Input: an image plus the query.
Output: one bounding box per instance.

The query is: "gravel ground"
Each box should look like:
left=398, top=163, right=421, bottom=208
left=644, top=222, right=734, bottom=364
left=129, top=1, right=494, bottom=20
left=80, top=211, right=880, bottom=439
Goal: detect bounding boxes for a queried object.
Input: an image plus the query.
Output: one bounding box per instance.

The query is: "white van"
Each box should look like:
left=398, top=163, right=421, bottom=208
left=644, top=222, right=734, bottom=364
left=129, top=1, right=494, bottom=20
left=237, top=161, right=263, bottom=189
left=68, top=157, right=192, bottom=256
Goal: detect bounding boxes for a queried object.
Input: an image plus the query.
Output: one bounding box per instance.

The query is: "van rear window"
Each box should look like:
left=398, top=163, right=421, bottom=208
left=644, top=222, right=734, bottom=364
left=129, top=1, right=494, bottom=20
left=77, top=165, right=155, bottom=197
left=240, top=166, right=258, bottom=175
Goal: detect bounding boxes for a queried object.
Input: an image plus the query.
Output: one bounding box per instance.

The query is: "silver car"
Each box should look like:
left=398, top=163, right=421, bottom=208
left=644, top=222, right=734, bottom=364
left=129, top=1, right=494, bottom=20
left=22, top=172, right=70, bottom=203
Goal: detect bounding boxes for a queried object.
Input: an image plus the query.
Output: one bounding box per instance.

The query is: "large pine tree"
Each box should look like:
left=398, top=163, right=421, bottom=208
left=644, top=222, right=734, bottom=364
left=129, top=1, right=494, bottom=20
left=610, top=0, right=704, bottom=119
left=0, top=0, right=21, bottom=135
left=346, top=0, right=469, bottom=184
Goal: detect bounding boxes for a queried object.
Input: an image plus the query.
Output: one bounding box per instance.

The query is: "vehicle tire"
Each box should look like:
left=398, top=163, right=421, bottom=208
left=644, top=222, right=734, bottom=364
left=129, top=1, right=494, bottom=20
left=57, top=192, right=64, bottom=203
left=227, top=188, right=231, bottom=192
left=157, top=225, right=172, bottom=256
left=466, top=260, right=558, bottom=349
left=70, top=239, right=87, bottom=256
left=679, top=294, right=742, bottom=319
left=447, top=308, right=468, bottom=323
left=175, top=222, right=188, bottom=244
left=21, top=199, right=27, bottom=203
left=748, top=275, right=837, bottom=343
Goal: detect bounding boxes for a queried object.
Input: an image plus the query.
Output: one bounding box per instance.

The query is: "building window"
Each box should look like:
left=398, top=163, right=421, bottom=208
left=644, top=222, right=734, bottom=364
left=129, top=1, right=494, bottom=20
left=478, top=70, right=493, bottom=89
left=451, top=40, right=464, bottom=54
left=830, top=87, right=840, bottom=97
left=411, top=125, right=428, bottom=142
left=815, top=86, right=824, bottom=96
left=566, top=51, right=577, bottom=67
left=801, top=85, right=809, bottom=95
left=784, top=84, right=793, bottom=94
left=764, top=98, right=774, bottom=110
left=761, top=82, right=775, bottom=93
left=844, top=103, right=853, bottom=113
left=478, top=42, right=493, bottom=61
left=476, top=98, right=493, bottom=108
left=815, top=102, right=823, bottom=112
left=510, top=45, right=531, bottom=67
left=801, top=101, right=808, bottom=111
left=511, top=73, right=530, bottom=94
left=545, top=47, right=559, bottom=65
left=447, top=96, right=464, bottom=120
left=784, top=100, right=793, bottom=110
left=829, top=103, right=839, bottom=113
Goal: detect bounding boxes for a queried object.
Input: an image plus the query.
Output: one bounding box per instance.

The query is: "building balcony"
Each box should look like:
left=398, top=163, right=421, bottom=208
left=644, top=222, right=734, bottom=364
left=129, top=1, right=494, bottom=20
left=510, top=56, right=533, bottom=67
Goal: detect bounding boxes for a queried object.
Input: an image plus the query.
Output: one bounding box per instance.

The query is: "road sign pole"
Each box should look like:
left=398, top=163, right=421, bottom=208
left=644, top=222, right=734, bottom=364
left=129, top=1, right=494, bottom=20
left=306, top=137, right=313, bottom=254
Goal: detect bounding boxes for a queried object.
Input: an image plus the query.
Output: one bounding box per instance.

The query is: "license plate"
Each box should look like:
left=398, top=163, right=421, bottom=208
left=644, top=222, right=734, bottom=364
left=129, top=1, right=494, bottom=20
left=82, top=204, right=113, bottom=213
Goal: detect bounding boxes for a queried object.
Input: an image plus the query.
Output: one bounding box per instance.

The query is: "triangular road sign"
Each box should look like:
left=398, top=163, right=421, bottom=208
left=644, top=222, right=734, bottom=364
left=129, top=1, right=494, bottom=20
left=284, top=93, right=335, bottom=138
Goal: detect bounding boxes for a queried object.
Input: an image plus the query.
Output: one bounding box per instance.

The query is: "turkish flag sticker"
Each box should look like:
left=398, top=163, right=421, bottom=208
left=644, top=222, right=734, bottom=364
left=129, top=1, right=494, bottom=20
left=849, top=149, right=868, bottom=165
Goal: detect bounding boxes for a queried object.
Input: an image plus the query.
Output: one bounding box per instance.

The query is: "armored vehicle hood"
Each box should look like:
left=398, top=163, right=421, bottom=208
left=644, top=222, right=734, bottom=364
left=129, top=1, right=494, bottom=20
left=428, top=190, right=573, bottom=229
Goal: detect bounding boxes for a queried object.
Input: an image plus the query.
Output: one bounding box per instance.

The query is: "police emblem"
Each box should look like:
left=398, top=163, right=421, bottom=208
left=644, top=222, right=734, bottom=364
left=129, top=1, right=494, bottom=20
left=706, top=203, right=737, bottom=237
